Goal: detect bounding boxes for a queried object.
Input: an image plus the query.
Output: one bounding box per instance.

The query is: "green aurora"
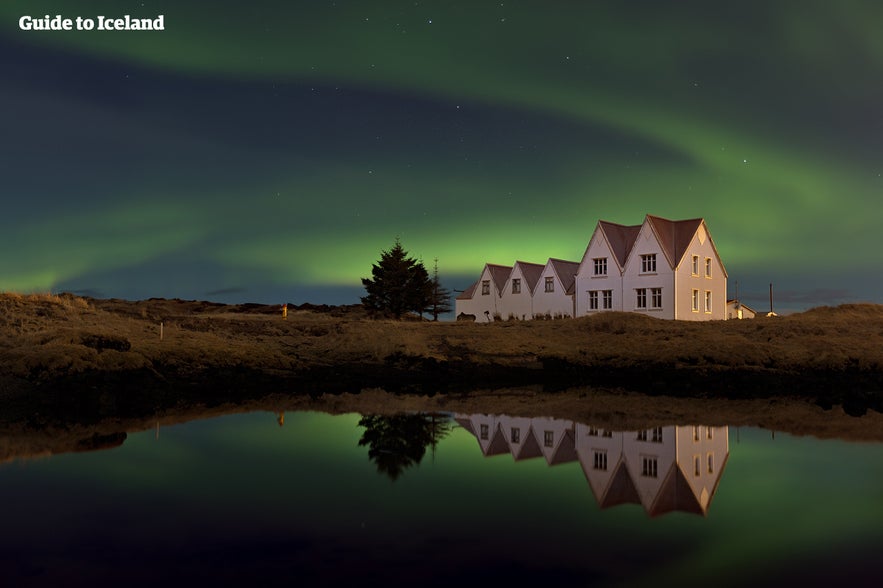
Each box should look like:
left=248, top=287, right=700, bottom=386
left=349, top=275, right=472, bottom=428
left=2, top=1, right=881, bottom=309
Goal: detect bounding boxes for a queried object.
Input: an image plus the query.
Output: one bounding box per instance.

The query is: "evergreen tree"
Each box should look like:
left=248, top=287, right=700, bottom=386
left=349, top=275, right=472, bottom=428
left=428, top=257, right=453, bottom=321
left=361, top=238, right=432, bottom=319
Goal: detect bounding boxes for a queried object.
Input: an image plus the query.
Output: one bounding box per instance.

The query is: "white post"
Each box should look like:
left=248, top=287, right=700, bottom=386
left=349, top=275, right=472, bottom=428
left=160, top=321, right=164, bottom=341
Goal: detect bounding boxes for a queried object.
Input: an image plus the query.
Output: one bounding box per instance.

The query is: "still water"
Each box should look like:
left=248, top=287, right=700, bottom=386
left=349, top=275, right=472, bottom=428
left=1, top=410, right=881, bottom=587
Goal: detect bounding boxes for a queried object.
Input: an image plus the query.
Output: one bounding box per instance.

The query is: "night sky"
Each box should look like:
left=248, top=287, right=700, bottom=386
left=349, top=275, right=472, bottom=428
left=2, top=1, right=881, bottom=312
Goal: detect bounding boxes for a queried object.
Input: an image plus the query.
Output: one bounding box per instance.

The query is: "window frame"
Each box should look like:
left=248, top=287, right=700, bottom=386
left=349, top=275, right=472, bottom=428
left=588, top=290, right=599, bottom=310
left=602, top=290, right=612, bottom=310
left=640, top=253, right=657, bottom=274
left=511, top=278, right=521, bottom=294
left=593, top=257, right=608, bottom=276
left=481, top=280, right=490, bottom=296
left=636, top=288, right=647, bottom=309
left=544, top=277, right=554, bottom=293
left=651, top=288, right=662, bottom=309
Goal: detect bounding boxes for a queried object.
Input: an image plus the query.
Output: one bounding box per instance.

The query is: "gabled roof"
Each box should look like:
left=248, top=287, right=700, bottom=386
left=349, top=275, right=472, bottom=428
left=597, top=220, right=642, bottom=269
left=486, top=264, right=513, bottom=294
left=546, top=258, right=580, bottom=294
left=645, top=215, right=704, bottom=270
left=456, top=280, right=478, bottom=301
left=513, top=261, right=545, bottom=293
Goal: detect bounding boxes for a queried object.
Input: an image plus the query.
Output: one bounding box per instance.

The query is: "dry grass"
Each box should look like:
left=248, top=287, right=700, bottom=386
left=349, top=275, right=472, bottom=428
left=1, top=293, right=882, bottom=401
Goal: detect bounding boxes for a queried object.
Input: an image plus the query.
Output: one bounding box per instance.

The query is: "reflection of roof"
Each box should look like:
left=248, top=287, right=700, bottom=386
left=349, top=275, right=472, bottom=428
left=485, top=426, right=511, bottom=456
left=645, top=215, right=703, bottom=269
left=513, top=428, right=543, bottom=461
left=599, top=459, right=641, bottom=509
left=454, top=417, right=475, bottom=434
left=547, top=258, right=579, bottom=294
left=513, top=261, right=545, bottom=293
left=549, top=429, right=578, bottom=465
left=648, top=464, right=705, bottom=517
left=455, top=414, right=729, bottom=518
left=598, top=220, right=642, bottom=269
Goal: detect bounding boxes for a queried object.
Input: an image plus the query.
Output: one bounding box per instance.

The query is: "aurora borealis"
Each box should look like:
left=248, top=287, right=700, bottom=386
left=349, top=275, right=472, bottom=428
left=2, top=1, right=881, bottom=311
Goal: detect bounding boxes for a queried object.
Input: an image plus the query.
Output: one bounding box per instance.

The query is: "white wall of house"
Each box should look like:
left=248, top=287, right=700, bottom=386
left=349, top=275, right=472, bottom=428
left=500, top=264, right=535, bottom=320
left=622, top=223, right=676, bottom=320
left=533, top=263, right=575, bottom=318
left=575, top=230, right=624, bottom=317
left=461, top=265, right=506, bottom=321
left=673, top=223, right=728, bottom=320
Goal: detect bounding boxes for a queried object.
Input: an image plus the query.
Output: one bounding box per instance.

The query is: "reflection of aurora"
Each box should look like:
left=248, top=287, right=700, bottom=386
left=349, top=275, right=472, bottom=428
left=456, top=414, right=728, bottom=517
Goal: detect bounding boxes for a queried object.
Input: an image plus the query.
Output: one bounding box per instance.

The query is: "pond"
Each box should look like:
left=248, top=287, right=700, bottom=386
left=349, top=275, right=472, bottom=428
left=1, top=410, right=881, bottom=587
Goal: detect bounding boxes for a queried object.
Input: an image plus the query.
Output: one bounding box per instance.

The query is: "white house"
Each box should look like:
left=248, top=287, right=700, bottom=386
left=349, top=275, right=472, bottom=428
left=726, top=299, right=757, bottom=320
left=500, top=261, right=545, bottom=320
left=532, top=258, right=580, bottom=318
left=456, top=215, right=727, bottom=321
left=455, top=263, right=512, bottom=321
left=575, top=215, right=727, bottom=320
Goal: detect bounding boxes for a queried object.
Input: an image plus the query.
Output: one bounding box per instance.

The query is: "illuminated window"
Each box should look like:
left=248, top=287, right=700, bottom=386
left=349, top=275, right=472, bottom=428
left=511, top=428, right=520, bottom=443
left=480, top=424, right=489, bottom=440
left=481, top=280, right=490, bottom=295
left=692, top=255, right=699, bottom=276
left=593, top=450, right=608, bottom=471
left=544, top=431, right=554, bottom=448
left=602, top=290, right=612, bottom=309
left=544, top=277, right=554, bottom=293
left=588, top=291, right=599, bottom=310
left=651, top=288, right=662, bottom=309
left=692, top=289, right=700, bottom=312
left=636, top=288, right=647, bottom=309
left=593, top=257, right=608, bottom=276
left=511, top=278, right=521, bottom=294
left=642, top=456, right=658, bottom=478
left=641, top=254, right=657, bottom=273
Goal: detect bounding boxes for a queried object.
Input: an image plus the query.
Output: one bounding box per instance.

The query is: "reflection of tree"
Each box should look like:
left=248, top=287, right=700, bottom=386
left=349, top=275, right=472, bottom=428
left=357, top=413, right=452, bottom=481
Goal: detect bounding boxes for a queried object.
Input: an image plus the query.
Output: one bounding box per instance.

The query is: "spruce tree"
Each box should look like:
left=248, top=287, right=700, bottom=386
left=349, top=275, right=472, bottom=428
left=428, top=258, right=452, bottom=321
left=361, top=238, right=432, bottom=319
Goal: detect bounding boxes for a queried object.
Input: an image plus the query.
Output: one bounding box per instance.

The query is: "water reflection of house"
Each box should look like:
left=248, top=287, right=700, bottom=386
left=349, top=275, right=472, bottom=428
left=456, top=414, right=729, bottom=517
